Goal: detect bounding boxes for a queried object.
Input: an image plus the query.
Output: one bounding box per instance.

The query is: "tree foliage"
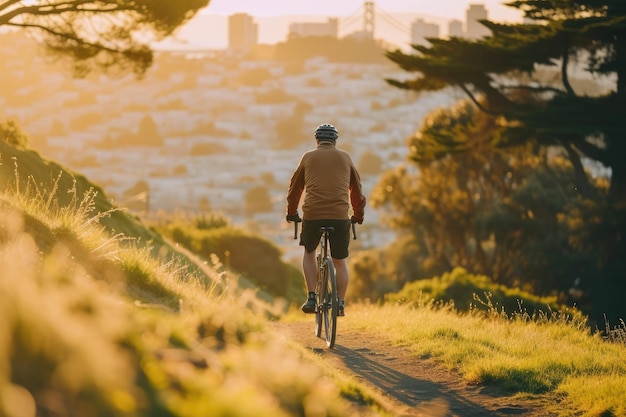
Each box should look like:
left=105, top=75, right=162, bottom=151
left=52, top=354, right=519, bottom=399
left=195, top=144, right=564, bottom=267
left=384, top=0, right=626, bottom=321
left=0, top=0, right=211, bottom=76
left=0, top=119, right=29, bottom=147
left=386, top=0, right=625, bottom=204
left=166, top=224, right=298, bottom=297
left=245, top=185, right=273, bottom=217
left=371, top=100, right=607, bottom=311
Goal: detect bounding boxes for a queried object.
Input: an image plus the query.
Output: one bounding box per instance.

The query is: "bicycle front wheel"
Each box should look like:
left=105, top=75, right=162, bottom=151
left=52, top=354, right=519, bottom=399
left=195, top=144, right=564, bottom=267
left=322, top=256, right=338, bottom=348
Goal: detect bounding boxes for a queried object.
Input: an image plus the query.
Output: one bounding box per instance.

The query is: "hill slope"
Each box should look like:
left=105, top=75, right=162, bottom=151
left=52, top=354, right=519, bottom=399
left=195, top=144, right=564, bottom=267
left=0, top=141, right=190, bottom=263
left=1, top=140, right=388, bottom=416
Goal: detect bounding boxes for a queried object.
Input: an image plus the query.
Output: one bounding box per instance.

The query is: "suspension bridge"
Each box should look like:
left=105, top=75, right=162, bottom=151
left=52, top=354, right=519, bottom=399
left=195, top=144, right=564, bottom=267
left=336, top=1, right=415, bottom=45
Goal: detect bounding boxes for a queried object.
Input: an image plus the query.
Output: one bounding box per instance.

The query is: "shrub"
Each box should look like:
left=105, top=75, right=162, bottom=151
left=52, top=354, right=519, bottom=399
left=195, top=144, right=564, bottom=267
left=0, top=119, right=29, bottom=147
left=386, top=267, right=569, bottom=317
left=162, top=224, right=301, bottom=299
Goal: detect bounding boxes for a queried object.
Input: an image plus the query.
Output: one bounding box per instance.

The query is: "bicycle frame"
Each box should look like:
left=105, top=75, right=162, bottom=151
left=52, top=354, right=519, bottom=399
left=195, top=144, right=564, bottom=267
left=314, top=226, right=338, bottom=348
left=292, top=220, right=358, bottom=349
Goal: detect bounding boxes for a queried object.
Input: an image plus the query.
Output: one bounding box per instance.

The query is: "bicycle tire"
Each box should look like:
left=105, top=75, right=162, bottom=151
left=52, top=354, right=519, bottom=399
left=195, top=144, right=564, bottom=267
left=322, top=256, right=338, bottom=348
left=314, top=255, right=323, bottom=338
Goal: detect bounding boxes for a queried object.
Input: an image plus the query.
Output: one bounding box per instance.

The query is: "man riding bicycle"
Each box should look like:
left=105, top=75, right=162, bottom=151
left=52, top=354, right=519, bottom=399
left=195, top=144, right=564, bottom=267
left=286, top=123, right=366, bottom=316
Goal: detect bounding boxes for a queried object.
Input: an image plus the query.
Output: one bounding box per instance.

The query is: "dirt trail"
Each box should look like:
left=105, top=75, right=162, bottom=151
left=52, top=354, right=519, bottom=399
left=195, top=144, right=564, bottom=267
left=273, top=321, right=553, bottom=417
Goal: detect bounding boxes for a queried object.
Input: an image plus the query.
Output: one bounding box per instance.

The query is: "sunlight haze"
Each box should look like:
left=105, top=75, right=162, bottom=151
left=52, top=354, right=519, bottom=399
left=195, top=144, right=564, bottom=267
left=171, top=0, right=523, bottom=50
left=203, top=0, right=523, bottom=21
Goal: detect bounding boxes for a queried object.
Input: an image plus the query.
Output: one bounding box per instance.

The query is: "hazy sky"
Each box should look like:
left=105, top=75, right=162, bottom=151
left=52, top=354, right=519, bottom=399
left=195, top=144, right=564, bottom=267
left=165, top=0, right=524, bottom=49
left=202, top=0, right=523, bottom=22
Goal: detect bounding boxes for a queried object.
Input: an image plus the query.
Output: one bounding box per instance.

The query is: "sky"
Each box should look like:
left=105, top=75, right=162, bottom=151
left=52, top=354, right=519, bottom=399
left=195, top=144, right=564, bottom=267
left=201, top=0, right=523, bottom=22
left=163, top=0, right=523, bottom=50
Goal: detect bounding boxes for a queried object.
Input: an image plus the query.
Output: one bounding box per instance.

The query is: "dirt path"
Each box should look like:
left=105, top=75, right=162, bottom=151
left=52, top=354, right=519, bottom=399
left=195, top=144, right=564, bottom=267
left=273, top=321, right=553, bottom=417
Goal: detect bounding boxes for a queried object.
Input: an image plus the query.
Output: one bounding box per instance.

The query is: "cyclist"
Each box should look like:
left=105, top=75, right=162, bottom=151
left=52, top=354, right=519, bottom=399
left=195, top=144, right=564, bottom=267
left=285, top=123, right=366, bottom=316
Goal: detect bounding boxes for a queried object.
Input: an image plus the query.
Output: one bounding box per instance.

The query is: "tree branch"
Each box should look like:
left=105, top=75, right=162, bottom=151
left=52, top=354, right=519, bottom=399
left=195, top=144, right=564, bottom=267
left=0, top=0, right=22, bottom=13
left=561, top=46, right=576, bottom=96
left=500, top=84, right=567, bottom=96
left=9, top=21, right=118, bottom=53
left=1, top=1, right=125, bottom=24
left=459, top=83, right=500, bottom=116
left=559, top=139, right=593, bottom=198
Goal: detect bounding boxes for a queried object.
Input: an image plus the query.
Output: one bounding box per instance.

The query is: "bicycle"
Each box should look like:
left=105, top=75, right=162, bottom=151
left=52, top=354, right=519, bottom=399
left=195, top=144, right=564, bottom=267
left=293, top=220, right=357, bottom=349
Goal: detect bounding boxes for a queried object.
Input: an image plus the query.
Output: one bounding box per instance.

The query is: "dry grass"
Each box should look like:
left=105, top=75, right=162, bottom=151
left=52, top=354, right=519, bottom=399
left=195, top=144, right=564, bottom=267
left=4, top=153, right=625, bottom=417
left=343, top=301, right=626, bottom=417
left=0, top=165, right=383, bottom=417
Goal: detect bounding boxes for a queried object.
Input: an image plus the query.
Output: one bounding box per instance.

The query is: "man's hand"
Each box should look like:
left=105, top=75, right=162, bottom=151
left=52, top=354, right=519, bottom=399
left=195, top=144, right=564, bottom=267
left=351, top=215, right=363, bottom=225
left=286, top=214, right=301, bottom=223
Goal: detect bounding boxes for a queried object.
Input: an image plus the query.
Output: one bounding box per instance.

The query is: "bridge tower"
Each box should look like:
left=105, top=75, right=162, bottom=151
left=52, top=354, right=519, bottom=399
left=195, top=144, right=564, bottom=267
left=363, top=1, right=375, bottom=37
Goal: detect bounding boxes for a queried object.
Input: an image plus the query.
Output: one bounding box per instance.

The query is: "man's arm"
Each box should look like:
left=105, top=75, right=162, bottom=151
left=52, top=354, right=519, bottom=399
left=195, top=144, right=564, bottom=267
left=349, top=166, right=366, bottom=223
left=286, top=164, right=305, bottom=216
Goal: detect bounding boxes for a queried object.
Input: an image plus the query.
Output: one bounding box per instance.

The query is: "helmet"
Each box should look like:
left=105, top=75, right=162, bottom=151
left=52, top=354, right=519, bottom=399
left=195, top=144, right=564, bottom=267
left=314, top=123, right=339, bottom=141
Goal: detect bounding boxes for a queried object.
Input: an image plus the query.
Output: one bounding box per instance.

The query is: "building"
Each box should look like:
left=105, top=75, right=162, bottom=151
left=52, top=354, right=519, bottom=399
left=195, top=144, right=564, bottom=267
left=288, top=18, right=339, bottom=38
left=448, top=19, right=464, bottom=38
left=466, top=4, right=490, bottom=39
left=228, top=13, right=258, bottom=52
left=411, top=19, right=440, bottom=46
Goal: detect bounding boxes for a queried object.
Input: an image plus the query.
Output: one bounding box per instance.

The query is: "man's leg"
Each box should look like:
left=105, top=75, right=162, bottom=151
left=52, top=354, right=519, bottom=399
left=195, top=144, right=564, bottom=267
left=300, top=249, right=318, bottom=313
left=332, top=257, right=349, bottom=300
left=302, top=249, right=317, bottom=292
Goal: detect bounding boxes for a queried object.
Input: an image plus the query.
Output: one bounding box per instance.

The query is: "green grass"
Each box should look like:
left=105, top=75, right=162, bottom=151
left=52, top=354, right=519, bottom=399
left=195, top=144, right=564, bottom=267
left=3, top=139, right=626, bottom=417
left=1, top=141, right=388, bottom=417
left=386, top=266, right=567, bottom=315
left=343, top=302, right=626, bottom=416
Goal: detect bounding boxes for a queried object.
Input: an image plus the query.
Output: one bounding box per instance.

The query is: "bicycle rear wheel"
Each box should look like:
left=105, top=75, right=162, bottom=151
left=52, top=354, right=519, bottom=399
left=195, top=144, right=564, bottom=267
left=315, top=256, right=324, bottom=338
left=322, top=256, right=338, bottom=348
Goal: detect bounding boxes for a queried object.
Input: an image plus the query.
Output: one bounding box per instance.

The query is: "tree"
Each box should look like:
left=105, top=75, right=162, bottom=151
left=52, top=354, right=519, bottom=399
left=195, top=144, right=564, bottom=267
left=385, top=0, right=626, bottom=321
left=0, top=119, right=29, bottom=147
left=136, top=115, right=163, bottom=146
left=0, top=0, right=211, bottom=76
left=357, top=150, right=384, bottom=176
left=387, top=1, right=626, bottom=202
left=245, top=185, right=273, bottom=217
left=371, top=100, right=607, bottom=308
left=274, top=101, right=313, bottom=149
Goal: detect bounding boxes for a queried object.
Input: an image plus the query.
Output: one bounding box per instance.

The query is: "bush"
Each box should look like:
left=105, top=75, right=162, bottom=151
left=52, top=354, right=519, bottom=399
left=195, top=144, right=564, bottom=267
left=0, top=119, right=29, bottom=147
left=386, top=267, right=570, bottom=317
left=163, top=224, right=302, bottom=299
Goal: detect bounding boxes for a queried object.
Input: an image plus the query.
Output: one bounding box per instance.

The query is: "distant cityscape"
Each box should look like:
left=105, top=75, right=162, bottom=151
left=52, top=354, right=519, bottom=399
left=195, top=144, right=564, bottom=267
left=227, top=2, right=491, bottom=53
left=159, top=2, right=494, bottom=52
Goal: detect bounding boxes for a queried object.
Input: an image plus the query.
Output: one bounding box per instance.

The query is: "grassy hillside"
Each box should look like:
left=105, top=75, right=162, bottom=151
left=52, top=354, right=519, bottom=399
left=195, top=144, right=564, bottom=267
left=0, top=140, right=387, bottom=416
left=0, top=141, right=303, bottom=306
left=0, top=142, right=186, bottom=263
left=3, top=139, right=626, bottom=417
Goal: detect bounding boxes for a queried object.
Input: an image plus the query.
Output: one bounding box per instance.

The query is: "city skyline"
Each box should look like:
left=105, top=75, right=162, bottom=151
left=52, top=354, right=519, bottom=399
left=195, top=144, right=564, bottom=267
left=165, top=2, right=518, bottom=51
left=201, top=0, right=523, bottom=22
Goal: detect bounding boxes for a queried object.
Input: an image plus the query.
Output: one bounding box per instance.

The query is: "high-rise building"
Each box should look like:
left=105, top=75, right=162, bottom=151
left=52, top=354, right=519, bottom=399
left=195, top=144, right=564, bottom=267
left=410, top=19, right=440, bottom=46
left=448, top=19, right=464, bottom=38
left=228, top=13, right=258, bottom=52
left=288, top=18, right=339, bottom=38
left=466, top=4, right=490, bottom=39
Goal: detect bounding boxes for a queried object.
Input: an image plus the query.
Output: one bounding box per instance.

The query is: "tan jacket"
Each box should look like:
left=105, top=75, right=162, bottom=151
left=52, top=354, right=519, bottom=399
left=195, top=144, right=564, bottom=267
left=287, top=142, right=366, bottom=221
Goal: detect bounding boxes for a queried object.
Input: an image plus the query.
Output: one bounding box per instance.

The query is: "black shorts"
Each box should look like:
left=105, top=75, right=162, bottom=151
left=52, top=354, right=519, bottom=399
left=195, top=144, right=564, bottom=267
left=300, top=219, right=351, bottom=259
